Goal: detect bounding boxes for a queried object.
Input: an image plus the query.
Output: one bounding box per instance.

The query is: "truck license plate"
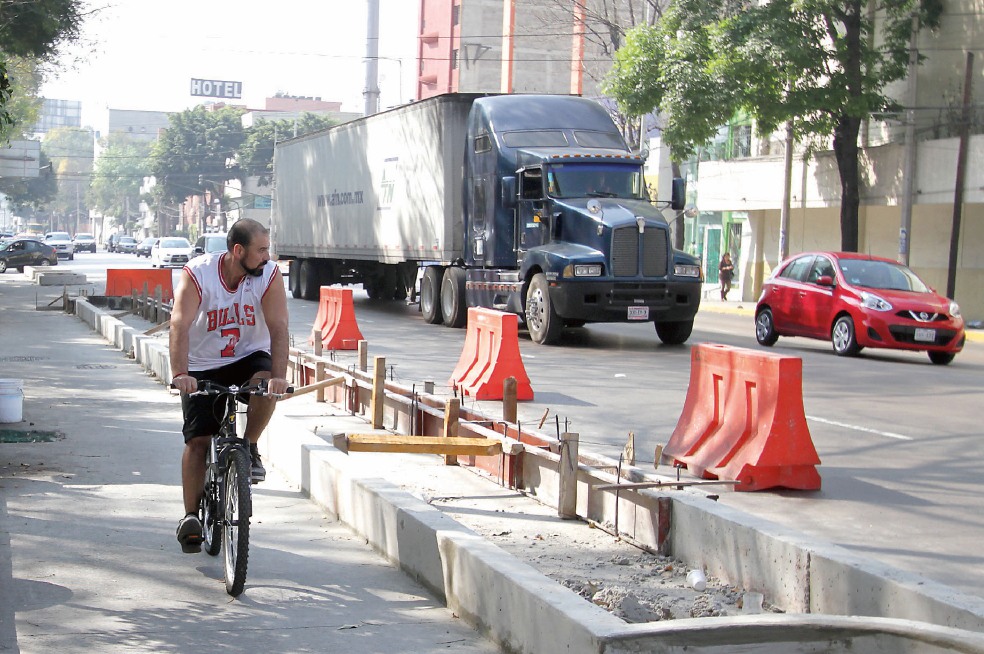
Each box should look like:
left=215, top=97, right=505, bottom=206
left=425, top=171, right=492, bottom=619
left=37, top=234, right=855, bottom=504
left=628, top=306, right=649, bottom=320
left=914, top=328, right=936, bottom=342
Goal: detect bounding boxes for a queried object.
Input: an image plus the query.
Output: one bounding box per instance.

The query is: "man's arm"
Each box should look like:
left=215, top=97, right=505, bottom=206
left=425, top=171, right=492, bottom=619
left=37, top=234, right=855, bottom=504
left=170, top=269, right=202, bottom=393
left=261, top=266, right=290, bottom=395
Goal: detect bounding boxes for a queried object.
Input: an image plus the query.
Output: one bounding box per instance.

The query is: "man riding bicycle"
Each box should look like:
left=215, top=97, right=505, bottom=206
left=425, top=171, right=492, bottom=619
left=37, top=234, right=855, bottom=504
left=170, top=219, right=290, bottom=553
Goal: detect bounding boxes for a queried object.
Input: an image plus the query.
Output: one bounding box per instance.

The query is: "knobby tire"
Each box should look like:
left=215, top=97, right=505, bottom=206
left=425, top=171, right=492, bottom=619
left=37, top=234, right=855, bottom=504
left=223, top=448, right=252, bottom=596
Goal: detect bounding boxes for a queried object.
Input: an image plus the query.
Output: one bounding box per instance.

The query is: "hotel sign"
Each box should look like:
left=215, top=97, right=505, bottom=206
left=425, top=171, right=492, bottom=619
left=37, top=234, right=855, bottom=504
left=190, top=78, right=243, bottom=99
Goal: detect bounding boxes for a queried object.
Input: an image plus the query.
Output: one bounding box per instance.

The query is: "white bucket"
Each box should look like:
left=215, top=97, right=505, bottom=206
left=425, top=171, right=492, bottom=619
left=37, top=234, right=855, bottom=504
left=0, top=379, right=24, bottom=423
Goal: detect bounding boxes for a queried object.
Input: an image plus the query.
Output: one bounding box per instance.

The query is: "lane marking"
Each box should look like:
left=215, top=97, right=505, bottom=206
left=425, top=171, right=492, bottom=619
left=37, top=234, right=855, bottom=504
left=806, top=415, right=913, bottom=441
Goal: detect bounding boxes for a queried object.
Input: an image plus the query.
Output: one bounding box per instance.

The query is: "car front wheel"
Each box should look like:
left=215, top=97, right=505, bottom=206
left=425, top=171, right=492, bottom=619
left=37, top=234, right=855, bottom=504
left=928, top=351, right=955, bottom=365
left=0, top=260, right=7, bottom=273
left=831, top=315, right=861, bottom=356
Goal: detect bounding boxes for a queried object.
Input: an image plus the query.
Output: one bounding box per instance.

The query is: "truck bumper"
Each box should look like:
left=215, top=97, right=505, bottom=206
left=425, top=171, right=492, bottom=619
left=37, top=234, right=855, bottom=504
left=550, top=280, right=701, bottom=323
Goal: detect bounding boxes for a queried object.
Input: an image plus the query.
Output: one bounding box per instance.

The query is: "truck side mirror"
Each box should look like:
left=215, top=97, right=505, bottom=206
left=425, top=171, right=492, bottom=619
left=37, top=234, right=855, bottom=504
left=671, top=177, right=686, bottom=212
left=501, top=176, right=517, bottom=209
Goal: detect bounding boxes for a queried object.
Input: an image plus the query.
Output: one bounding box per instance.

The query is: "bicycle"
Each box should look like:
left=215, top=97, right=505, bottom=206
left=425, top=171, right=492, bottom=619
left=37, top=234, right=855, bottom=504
left=183, top=378, right=291, bottom=596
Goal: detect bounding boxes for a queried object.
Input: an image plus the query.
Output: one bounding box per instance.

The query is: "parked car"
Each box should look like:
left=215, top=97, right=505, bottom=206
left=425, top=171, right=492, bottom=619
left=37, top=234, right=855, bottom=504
left=151, top=237, right=193, bottom=268
left=0, top=238, right=58, bottom=273
left=192, top=232, right=227, bottom=258
left=117, top=236, right=139, bottom=254
left=136, top=237, right=159, bottom=258
left=43, top=231, right=75, bottom=260
left=754, top=251, right=965, bottom=365
left=73, top=232, right=97, bottom=253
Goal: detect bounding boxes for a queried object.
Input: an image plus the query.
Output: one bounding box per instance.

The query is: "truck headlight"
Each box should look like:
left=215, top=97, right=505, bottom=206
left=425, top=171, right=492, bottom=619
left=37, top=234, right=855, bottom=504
left=674, top=264, right=701, bottom=278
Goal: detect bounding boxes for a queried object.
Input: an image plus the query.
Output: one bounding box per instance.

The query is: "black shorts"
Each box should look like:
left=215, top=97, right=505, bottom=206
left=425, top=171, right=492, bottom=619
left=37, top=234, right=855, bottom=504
left=181, top=351, right=272, bottom=442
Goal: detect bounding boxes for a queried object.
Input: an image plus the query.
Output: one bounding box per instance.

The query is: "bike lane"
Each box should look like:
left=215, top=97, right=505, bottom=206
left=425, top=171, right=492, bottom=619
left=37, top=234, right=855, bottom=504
left=0, top=273, right=500, bottom=653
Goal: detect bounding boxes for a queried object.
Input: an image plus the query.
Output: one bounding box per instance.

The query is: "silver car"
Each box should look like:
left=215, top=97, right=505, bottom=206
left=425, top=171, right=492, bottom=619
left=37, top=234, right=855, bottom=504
left=44, top=231, right=75, bottom=260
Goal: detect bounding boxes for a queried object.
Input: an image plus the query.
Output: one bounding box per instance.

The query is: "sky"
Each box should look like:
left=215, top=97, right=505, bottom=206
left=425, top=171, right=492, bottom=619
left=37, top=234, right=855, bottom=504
left=39, top=0, right=420, bottom=129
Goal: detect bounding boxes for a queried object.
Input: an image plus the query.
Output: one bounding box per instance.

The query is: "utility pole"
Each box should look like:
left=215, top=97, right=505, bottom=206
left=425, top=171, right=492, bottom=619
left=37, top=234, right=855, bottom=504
left=778, top=120, right=794, bottom=263
left=946, top=52, right=973, bottom=299
left=898, top=13, right=919, bottom=265
left=363, top=0, right=381, bottom=116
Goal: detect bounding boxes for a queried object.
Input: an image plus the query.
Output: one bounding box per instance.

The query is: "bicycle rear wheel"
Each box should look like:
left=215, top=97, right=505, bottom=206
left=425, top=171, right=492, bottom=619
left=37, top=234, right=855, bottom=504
left=201, top=458, right=221, bottom=556
left=222, top=448, right=252, bottom=596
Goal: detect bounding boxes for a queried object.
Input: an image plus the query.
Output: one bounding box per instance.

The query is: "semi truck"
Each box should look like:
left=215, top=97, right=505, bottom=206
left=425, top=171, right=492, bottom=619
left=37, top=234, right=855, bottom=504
left=272, top=93, right=702, bottom=345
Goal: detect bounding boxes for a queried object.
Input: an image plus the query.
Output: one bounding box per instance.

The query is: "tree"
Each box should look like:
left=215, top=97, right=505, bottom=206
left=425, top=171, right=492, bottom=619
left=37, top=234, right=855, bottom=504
left=0, top=56, right=43, bottom=142
left=88, top=133, right=151, bottom=227
left=150, top=106, right=247, bottom=231
left=40, top=126, right=93, bottom=231
left=0, top=150, right=57, bottom=212
left=0, top=0, right=88, bottom=137
left=606, top=0, right=943, bottom=252
left=238, top=113, right=338, bottom=186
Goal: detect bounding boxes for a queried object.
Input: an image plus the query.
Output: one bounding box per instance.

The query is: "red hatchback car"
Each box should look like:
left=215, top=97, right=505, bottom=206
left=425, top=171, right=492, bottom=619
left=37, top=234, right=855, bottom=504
left=755, top=252, right=965, bottom=365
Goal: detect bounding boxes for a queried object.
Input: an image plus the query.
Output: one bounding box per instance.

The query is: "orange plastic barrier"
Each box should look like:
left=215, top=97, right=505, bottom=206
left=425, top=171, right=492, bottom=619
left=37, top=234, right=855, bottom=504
left=449, top=308, right=533, bottom=401
left=309, top=287, right=364, bottom=350
left=663, top=343, right=821, bottom=491
left=105, top=269, right=174, bottom=303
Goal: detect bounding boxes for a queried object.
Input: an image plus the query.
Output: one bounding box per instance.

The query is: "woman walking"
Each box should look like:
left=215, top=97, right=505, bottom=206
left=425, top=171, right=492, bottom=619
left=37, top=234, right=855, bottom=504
left=718, top=253, right=735, bottom=301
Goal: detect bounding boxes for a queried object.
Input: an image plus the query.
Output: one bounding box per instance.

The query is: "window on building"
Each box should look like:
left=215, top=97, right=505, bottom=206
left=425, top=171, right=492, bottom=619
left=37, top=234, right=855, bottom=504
left=452, top=49, right=459, bottom=70
left=452, top=4, right=459, bottom=25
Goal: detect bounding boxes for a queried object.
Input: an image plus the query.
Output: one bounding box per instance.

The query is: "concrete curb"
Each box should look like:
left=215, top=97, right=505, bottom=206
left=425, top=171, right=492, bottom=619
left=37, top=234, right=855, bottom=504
left=73, top=297, right=984, bottom=653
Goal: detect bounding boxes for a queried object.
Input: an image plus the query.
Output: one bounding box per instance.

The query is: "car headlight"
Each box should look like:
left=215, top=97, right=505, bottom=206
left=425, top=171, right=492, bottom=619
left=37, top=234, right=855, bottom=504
left=860, top=291, right=892, bottom=312
left=949, top=300, right=961, bottom=317
left=674, top=264, right=701, bottom=278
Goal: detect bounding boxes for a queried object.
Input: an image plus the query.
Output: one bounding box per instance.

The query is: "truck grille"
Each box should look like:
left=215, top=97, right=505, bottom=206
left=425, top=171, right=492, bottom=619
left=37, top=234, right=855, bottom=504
left=611, top=226, right=668, bottom=277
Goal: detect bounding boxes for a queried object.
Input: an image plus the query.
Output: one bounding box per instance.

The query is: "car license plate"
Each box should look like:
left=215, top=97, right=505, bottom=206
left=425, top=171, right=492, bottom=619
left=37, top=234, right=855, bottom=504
left=628, top=306, right=649, bottom=320
left=914, top=328, right=936, bottom=342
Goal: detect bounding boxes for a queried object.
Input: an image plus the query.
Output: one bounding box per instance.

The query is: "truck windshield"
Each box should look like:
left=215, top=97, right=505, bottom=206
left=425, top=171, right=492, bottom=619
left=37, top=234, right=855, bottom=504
left=546, top=164, right=646, bottom=200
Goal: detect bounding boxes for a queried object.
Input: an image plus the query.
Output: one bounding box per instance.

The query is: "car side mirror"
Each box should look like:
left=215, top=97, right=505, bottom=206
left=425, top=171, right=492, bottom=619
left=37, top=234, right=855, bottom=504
left=817, top=275, right=835, bottom=286
left=193, top=246, right=204, bottom=255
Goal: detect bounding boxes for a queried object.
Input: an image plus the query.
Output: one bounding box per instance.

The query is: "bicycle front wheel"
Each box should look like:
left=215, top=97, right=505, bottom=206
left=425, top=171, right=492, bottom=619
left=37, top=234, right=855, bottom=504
left=222, top=448, right=252, bottom=596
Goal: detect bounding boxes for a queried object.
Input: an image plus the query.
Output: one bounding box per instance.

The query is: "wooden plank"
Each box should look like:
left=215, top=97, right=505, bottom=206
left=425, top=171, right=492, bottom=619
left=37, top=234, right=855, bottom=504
left=343, top=434, right=502, bottom=456
left=285, top=376, right=345, bottom=398
left=594, top=479, right=740, bottom=491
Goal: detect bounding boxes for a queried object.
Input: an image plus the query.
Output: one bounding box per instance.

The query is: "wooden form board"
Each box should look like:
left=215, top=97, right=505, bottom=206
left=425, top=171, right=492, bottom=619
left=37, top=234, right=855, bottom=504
left=334, top=433, right=503, bottom=457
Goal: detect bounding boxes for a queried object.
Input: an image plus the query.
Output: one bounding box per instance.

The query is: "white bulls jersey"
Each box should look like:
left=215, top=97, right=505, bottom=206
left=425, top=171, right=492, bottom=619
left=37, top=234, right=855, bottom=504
left=184, top=252, right=279, bottom=371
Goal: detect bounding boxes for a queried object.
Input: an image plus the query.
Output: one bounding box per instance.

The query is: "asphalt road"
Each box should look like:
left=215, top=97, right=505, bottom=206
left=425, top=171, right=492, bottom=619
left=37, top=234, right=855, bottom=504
left=66, top=252, right=984, bottom=600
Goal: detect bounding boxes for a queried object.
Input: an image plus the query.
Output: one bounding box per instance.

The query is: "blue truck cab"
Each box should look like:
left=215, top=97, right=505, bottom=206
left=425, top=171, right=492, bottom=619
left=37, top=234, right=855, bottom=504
left=454, top=94, right=702, bottom=344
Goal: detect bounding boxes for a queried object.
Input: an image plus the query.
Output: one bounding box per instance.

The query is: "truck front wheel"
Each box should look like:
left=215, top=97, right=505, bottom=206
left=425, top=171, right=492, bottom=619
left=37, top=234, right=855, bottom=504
left=421, top=267, right=444, bottom=324
left=655, top=320, right=693, bottom=345
left=525, top=273, right=563, bottom=345
left=441, top=267, right=467, bottom=328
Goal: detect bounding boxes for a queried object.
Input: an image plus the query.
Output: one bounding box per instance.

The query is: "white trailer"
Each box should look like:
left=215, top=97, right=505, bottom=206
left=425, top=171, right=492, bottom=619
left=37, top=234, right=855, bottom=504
left=272, top=94, right=476, bottom=300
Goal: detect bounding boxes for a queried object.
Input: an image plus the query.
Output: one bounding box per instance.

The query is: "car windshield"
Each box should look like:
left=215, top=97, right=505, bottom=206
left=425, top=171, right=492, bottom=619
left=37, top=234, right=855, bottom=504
left=75, top=233, right=93, bottom=239
left=120, top=237, right=137, bottom=243
left=838, top=259, right=931, bottom=293
left=545, top=163, right=647, bottom=200
left=161, top=238, right=190, bottom=248
left=47, top=232, right=70, bottom=240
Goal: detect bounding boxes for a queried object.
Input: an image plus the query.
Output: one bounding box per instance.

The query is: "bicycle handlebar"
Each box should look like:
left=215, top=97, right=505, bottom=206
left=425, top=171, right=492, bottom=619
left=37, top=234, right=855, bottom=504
left=169, top=378, right=295, bottom=398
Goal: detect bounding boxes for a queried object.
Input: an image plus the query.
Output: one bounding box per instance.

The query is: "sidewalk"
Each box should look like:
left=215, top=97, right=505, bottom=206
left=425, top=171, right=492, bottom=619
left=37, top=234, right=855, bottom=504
left=0, top=274, right=499, bottom=654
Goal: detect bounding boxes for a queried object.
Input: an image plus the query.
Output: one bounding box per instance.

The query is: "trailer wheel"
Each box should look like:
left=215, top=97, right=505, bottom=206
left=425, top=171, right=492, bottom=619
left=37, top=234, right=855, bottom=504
left=441, top=267, right=467, bottom=328
left=420, top=267, right=444, bottom=324
left=299, top=259, right=320, bottom=301
left=289, top=261, right=302, bottom=299
left=525, top=273, right=564, bottom=345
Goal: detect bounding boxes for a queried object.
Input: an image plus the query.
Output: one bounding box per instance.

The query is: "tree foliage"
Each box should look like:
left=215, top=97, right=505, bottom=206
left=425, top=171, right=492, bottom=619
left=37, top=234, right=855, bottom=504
left=238, top=113, right=338, bottom=186
left=606, top=0, right=943, bottom=251
left=149, top=106, right=247, bottom=205
left=88, top=133, right=151, bottom=221
left=0, top=0, right=88, bottom=137
left=0, top=150, right=56, bottom=211
left=41, top=126, right=93, bottom=228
